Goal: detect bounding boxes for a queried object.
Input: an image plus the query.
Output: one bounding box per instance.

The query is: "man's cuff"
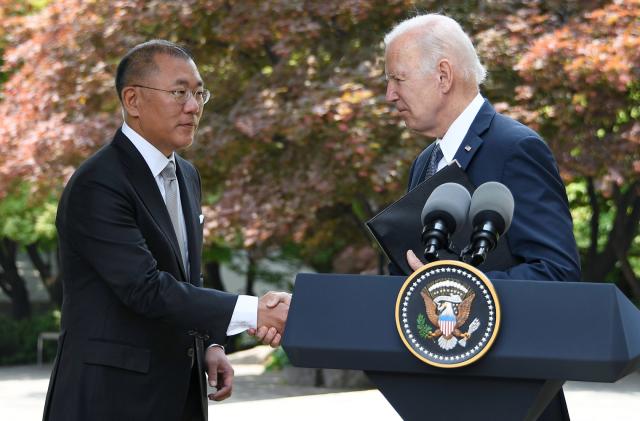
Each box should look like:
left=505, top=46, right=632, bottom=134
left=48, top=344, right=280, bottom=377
left=226, top=295, right=258, bottom=336
left=206, top=343, right=225, bottom=352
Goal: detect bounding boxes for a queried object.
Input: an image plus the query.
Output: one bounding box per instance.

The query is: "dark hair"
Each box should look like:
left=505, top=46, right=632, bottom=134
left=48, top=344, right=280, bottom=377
left=115, top=39, right=194, bottom=102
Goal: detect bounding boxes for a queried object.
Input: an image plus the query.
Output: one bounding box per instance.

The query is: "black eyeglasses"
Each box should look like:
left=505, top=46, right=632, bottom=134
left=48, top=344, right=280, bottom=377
left=131, top=84, right=211, bottom=105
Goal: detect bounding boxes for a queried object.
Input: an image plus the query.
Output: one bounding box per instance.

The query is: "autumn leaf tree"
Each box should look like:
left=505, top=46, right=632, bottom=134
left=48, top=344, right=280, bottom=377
left=1, top=0, right=430, bottom=292
left=1, top=0, right=639, bottom=314
left=0, top=0, right=64, bottom=319
left=476, top=0, right=640, bottom=297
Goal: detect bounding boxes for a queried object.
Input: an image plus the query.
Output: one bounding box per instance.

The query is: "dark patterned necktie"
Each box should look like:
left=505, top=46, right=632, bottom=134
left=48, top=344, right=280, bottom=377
left=425, top=142, right=443, bottom=178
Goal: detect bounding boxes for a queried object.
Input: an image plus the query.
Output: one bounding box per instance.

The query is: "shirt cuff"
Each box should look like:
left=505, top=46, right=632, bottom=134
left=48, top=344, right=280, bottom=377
left=226, top=295, right=258, bottom=336
left=206, top=343, right=225, bottom=352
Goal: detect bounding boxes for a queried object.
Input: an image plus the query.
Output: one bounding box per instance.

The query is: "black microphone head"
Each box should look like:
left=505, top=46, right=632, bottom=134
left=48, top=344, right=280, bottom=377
left=469, top=182, right=515, bottom=233
left=421, top=183, right=471, bottom=232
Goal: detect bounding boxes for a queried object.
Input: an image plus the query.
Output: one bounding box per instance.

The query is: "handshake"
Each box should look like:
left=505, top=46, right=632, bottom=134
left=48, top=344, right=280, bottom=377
left=249, top=291, right=292, bottom=347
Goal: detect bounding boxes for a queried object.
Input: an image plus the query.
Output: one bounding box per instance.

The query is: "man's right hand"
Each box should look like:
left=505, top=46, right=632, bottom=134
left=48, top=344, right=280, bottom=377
left=250, top=292, right=291, bottom=347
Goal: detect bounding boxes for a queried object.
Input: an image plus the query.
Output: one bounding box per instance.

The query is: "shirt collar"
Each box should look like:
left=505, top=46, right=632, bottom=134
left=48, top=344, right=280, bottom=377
left=438, top=93, right=485, bottom=164
left=121, top=121, right=175, bottom=178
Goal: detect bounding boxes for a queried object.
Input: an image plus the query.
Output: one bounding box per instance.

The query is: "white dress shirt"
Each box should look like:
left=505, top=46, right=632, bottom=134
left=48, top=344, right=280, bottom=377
left=122, top=122, right=257, bottom=336
left=434, top=93, right=485, bottom=171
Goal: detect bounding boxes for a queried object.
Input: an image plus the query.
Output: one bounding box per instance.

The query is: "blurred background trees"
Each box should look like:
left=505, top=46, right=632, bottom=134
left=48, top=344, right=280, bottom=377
left=474, top=0, right=640, bottom=299
left=0, top=0, right=638, bottom=350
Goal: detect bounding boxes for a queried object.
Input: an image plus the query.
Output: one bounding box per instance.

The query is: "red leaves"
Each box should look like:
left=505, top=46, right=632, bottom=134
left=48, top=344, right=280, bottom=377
left=5, top=1, right=637, bottom=272
left=478, top=0, right=640, bottom=182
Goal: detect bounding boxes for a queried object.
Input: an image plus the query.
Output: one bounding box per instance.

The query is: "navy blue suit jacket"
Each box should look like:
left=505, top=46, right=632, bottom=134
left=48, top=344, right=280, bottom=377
left=402, top=100, right=581, bottom=283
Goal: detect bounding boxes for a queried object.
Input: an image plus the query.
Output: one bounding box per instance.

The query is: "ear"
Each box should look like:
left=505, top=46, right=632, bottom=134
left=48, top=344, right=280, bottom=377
left=121, top=86, right=141, bottom=118
left=436, top=59, right=453, bottom=94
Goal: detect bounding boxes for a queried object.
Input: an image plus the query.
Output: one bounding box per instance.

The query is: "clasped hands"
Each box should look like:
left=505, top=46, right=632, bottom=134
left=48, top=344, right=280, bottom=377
left=248, top=291, right=291, bottom=347
left=205, top=291, right=290, bottom=401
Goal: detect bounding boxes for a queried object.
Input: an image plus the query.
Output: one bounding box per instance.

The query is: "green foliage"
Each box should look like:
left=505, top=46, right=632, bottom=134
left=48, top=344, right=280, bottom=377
left=417, top=313, right=432, bottom=339
left=566, top=178, right=640, bottom=291
left=227, top=247, right=304, bottom=289
left=28, top=0, right=50, bottom=10
left=351, top=199, right=368, bottom=221
left=566, top=180, right=614, bottom=253
left=0, top=310, right=60, bottom=365
left=0, top=0, right=638, bottom=289
left=0, top=183, right=57, bottom=246
left=0, top=55, right=6, bottom=86
left=202, top=243, right=233, bottom=264
left=265, top=347, right=290, bottom=371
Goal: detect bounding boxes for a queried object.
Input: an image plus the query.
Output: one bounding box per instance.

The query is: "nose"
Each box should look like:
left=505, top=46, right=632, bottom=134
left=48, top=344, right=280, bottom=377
left=183, top=93, right=200, bottom=114
left=385, top=82, right=398, bottom=102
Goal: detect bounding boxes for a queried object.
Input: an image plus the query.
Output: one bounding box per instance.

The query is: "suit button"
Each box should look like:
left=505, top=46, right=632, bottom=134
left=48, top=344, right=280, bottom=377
left=187, top=348, right=194, bottom=358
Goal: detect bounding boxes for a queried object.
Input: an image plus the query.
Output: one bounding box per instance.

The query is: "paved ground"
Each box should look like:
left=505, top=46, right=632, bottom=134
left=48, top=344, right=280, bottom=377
left=1, top=348, right=638, bottom=420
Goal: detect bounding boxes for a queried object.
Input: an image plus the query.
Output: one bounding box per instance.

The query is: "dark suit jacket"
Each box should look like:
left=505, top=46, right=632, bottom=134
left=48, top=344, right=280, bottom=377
left=398, top=100, right=581, bottom=283
left=43, top=129, right=238, bottom=421
left=399, top=100, right=580, bottom=420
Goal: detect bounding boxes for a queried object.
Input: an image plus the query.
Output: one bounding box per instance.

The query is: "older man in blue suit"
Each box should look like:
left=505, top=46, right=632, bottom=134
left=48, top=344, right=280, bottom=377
left=384, top=14, right=581, bottom=420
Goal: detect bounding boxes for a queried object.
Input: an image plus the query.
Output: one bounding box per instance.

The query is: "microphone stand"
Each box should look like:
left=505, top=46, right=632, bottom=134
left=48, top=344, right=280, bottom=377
left=460, top=221, right=500, bottom=267
left=421, top=220, right=462, bottom=262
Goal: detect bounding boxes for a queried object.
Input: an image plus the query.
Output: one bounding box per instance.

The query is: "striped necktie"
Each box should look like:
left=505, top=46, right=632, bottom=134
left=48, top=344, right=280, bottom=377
left=425, top=142, right=444, bottom=178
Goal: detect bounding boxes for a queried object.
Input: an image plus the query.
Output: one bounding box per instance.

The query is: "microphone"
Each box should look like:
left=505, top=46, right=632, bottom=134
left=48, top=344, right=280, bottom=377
left=466, top=182, right=515, bottom=267
left=420, top=183, right=471, bottom=262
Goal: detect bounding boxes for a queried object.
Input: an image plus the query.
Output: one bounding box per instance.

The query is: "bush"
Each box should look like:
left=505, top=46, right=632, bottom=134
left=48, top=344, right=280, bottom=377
left=0, top=310, right=60, bottom=365
left=265, top=347, right=290, bottom=371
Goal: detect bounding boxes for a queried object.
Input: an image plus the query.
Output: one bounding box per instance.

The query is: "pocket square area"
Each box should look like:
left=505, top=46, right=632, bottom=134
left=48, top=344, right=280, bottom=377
left=199, top=214, right=204, bottom=224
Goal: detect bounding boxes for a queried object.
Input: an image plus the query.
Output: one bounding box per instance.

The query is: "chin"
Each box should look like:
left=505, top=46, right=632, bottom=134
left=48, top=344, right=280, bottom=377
left=404, top=122, right=422, bottom=132
left=172, top=137, right=194, bottom=152
left=405, top=120, right=433, bottom=135
left=180, top=140, right=195, bottom=151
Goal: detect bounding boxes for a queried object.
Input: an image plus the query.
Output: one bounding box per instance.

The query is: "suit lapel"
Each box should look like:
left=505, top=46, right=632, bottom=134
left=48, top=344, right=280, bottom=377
left=453, top=134, right=483, bottom=171
left=112, top=130, right=188, bottom=282
left=175, top=157, right=201, bottom=285
left=452, top=100, right=496, bottom=170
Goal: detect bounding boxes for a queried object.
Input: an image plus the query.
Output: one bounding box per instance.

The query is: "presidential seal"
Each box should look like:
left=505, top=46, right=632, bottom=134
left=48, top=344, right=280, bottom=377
left=395, top=260, right=501, bottom=368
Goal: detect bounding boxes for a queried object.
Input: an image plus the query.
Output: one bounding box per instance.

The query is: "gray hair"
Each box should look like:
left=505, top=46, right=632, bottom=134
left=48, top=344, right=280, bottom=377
left=384, top=14, right=487, bottom=86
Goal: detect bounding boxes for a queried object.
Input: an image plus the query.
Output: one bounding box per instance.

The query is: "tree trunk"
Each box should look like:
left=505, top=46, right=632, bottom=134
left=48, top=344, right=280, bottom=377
left=203, top=261, right=226, bottom=292
left=0, top=238, right=32, bottom=320
left=245, top=254, right=257, bottom=296
left=26, top=243, right=63, bottom=307
left=585, top=177, right=600, bottom=268
left=616, top=254, right=640, bottom=303
left=582, top=181, right=640, bottom=283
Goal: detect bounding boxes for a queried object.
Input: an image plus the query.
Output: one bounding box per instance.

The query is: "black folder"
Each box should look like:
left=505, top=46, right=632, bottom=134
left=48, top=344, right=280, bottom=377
left=366, top=162, right=519, bottom=275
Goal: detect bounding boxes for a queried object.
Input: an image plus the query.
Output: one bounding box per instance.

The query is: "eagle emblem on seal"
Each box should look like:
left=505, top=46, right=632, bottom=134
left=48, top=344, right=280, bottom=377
left=421, top=280, right=481, bottom=350
left=396, top=261, right=500, bottom=368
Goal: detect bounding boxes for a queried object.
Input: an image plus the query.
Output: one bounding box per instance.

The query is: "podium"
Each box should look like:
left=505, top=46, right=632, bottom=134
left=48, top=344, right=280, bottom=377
left=282, top=273, right=640, bottom=420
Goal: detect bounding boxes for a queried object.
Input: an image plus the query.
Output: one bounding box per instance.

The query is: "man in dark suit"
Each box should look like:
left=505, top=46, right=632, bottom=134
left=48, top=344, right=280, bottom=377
left=384, top=14, right=581, bottom=420
left=43, top=40, right=289, bottom=421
